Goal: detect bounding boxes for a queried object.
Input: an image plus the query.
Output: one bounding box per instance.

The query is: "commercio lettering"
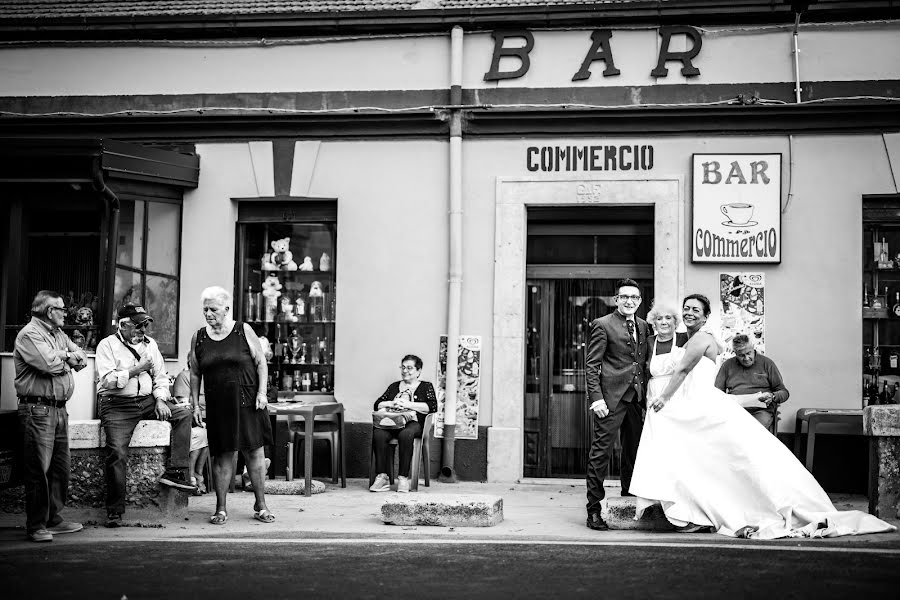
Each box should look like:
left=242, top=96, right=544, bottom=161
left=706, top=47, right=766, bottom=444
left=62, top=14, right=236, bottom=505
left=695, top=228, right=778, bottom=259
left=527, top=145, right=654, bottom=172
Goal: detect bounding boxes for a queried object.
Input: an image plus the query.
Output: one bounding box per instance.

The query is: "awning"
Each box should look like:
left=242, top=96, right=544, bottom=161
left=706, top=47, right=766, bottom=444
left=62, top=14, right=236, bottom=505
left=0, top=138, right=199, bottom=188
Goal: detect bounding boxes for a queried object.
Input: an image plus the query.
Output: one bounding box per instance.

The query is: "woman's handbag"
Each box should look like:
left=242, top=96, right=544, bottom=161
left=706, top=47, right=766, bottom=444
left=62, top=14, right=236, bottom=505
left=372, top=408, right=418, bottom=429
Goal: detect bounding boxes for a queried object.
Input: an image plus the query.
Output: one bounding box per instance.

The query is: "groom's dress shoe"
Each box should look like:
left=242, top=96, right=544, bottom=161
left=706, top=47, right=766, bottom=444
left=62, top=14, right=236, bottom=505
left=586, top=512, right=609, bottom=531
left=673, top=522, right=712, bottom=534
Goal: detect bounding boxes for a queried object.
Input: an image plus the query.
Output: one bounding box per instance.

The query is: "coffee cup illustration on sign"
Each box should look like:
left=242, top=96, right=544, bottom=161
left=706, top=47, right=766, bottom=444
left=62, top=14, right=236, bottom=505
left=720, top=203, right=757, bottom=227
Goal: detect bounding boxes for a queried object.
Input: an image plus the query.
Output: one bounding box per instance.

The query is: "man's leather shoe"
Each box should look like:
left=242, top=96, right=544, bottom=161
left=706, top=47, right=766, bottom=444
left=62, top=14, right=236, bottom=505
left=586, top=512, right=609, bottom=531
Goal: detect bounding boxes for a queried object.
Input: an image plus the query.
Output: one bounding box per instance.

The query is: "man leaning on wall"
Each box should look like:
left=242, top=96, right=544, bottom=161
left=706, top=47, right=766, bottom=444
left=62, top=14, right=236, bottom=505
left=14, top=290, right=87, bottom=542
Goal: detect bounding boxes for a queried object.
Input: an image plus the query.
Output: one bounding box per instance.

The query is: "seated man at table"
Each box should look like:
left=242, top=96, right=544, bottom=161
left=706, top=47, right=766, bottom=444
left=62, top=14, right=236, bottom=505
left=714, top=334, right=790, bottom=432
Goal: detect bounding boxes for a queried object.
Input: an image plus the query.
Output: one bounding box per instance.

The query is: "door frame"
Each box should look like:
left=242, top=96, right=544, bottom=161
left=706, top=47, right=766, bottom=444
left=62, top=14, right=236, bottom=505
left=488, top=175, right=684, bottom=482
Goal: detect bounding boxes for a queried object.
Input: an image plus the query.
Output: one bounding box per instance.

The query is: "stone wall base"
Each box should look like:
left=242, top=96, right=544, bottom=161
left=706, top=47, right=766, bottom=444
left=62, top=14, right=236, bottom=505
left=868, top=436, right=900, bottom=519
left=0, top=446, right=187, bottom=518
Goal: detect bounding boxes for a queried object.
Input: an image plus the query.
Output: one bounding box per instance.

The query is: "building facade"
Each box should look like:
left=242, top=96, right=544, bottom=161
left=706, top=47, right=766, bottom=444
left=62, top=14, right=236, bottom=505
left=1, top=0, right=899, bottom=486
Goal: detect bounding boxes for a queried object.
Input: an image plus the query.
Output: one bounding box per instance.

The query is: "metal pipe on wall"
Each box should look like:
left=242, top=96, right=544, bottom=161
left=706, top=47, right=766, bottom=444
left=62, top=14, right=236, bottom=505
left=440, top=24, right=464, bottom=483
left=792, top=12, right=802, bottom=104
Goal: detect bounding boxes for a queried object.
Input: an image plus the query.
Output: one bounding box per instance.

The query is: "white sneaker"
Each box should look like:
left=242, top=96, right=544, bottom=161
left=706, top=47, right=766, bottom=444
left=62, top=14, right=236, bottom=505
left=370, top=473, right=390, bottom=492
left=397, top=475, right=410, bottom=493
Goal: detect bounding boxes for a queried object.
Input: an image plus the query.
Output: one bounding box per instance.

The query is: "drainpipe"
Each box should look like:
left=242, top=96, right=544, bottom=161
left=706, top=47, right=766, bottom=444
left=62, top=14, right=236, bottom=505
left=440, top=25, right=464, bottom=483
left=792, top=10, right=802, bottom=104
left=92, top=156, right=120, bottom=340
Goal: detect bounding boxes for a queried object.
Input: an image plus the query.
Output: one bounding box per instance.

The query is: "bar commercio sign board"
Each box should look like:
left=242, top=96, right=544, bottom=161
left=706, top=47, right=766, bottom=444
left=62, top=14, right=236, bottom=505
left=692, top=154, right=782, bottom=264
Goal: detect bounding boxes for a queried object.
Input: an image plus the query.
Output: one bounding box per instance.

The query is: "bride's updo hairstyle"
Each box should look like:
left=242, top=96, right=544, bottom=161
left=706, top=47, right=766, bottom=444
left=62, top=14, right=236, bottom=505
left=647, top=301, right=682, bottom=329
left=683, top=293, right=711, bottom=317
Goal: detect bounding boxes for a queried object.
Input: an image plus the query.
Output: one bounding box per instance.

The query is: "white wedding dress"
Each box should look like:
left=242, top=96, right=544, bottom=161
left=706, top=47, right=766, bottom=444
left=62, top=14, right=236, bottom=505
left=630, top=338, right=895, bottom=539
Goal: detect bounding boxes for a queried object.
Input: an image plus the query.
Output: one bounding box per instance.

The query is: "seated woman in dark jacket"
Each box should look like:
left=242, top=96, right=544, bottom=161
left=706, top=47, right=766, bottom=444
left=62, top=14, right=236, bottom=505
left=370, top=354, right=438, bottom=493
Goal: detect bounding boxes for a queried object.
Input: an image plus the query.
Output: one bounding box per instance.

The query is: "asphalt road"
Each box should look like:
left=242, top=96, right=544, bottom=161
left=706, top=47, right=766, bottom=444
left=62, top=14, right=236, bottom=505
left=3, top=539, right=898, bottom=599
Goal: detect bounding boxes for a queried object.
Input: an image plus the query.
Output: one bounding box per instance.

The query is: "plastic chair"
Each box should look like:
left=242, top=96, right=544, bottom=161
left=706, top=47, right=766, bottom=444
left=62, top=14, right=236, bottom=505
left=288, top=414, right=341, bottom=483
left=369, top=412, right=434, bottom=491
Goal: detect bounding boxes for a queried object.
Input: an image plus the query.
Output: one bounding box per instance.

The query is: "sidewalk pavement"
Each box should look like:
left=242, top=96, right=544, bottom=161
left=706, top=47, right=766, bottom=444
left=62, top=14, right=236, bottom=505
left=1, top=478, right=898, bottom=547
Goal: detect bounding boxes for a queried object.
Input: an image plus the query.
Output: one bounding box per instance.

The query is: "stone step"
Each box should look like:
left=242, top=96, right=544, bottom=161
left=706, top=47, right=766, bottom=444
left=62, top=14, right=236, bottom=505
left=381, top=494, right=503, bottom=527
left=603, top=497, right=674, bottom=531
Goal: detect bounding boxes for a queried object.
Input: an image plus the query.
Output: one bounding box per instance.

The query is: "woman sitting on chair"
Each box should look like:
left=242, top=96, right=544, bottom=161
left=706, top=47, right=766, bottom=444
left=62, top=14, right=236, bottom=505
left=370, top=354, right=437, bottom=493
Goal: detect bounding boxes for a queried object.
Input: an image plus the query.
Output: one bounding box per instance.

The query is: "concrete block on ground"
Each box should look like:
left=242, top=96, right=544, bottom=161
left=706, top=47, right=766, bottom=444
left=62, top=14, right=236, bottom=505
left=381, top=494, right=503, bottom=527
left=864, top=405, right=900, bottom=519
left=69, top=419, right=101, bottom=449
left=265, top=478, right=326, bottom=495
left=603, top=497, right=675, bottom=531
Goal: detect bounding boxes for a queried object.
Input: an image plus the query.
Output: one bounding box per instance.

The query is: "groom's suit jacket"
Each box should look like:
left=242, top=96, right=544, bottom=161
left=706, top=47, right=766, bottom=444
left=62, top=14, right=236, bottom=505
left=585, top=310, right=651, bottom=411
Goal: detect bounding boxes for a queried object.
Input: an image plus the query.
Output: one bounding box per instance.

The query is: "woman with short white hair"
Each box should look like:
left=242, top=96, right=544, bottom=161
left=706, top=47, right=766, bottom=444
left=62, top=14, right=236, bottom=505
left=189, top=285, right=274, bottom=525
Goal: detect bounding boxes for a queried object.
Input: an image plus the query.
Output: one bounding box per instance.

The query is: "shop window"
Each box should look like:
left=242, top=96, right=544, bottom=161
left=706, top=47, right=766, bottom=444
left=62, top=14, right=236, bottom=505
left=111, top=199, right=182, bottom=357
left=1, top=186, right=104, bottom=352
left=236, top=201, right=336, bottom=396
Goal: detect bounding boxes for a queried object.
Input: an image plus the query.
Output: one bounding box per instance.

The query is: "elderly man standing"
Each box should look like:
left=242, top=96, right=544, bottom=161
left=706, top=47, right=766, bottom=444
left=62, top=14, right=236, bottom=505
left=96, top=303, right=195, bottom=527
left=714, top=334, right=790, bottom=432
left=14, top=290, right=87, bottom=542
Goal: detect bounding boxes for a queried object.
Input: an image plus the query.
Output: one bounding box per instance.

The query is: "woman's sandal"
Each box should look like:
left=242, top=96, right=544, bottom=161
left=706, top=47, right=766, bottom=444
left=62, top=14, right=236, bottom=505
left=209, top=510, right=228, bottom=525
left=735, top=525, right=758, bottom=539
left=253, top=509, right=275, bottom=523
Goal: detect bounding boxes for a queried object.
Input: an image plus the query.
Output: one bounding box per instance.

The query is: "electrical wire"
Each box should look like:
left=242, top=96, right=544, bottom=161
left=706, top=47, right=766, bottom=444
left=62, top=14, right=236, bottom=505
left=1, top=95, right=896, bottom=119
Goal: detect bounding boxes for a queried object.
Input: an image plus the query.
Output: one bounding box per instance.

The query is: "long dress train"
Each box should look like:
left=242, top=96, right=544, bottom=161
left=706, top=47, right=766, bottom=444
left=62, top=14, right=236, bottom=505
left=630, top=339, right=895, bottom=539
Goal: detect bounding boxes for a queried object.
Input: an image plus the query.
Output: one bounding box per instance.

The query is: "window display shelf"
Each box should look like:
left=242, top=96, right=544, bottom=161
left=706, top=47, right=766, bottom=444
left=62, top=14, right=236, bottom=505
left=236, top=203, right=337, bottom=394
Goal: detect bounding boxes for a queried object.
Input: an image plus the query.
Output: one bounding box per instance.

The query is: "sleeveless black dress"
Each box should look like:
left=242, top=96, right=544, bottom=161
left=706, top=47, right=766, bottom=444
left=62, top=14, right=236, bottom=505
left=195, top=322, right=273, bottom=454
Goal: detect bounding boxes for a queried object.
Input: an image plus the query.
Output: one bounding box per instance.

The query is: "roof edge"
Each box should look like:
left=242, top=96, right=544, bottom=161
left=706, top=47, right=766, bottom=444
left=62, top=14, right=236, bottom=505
left=1, top=2, right=898, bottom=40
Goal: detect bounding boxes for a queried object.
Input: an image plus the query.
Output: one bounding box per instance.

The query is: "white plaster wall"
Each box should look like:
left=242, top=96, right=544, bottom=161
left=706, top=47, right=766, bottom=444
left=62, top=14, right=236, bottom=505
left=0, top=37, right=449, bottom=97
left=465, top=134, right=898, bottom=440
left=461, top=23, right=900, bottom=89
left=177, top=144, right=256, bottom=368
left=1, top=24, right=898, bottom=100
left=185, top=140, right=448, bottom=424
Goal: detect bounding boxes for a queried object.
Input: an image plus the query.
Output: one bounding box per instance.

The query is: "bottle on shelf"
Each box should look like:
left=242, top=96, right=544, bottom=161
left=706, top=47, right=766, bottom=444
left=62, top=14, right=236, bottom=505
left=281, top=370, right=293, bottom=392
left=311, top=336, right=320, bottom=365
left=880, top=237, right=889, bottom=264
left=872, top=346, right=882, bottom=372
left=884, top=286, right=889, bottom=308
left=320, top=372, right=330, bottom=392
left=863, top=287, right=870, bottom=308
left=301, top=372, right=312, bottom=392
left=881, top=380, right=891, bottom=404
left=867, top=378, right=880, bottom=406
left=319, top=337, right=328, bottom=364
left=891, top=349, right=899, bottom=370
left=873, top=290, right=884, bottom=309
left=312, top=371, right=319, bottom=389
left=300, top=342, right=308, bottom=364
left=273, top=325, right=284, bottom=365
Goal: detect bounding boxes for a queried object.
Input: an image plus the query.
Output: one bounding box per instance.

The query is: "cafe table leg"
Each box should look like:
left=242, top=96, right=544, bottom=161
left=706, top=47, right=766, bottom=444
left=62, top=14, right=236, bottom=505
left=286, top=440, right=293, bottom=482
left=269, top=414, right=278, bottom=480
left=304, top=414, right=314, bottom=497
left=339, top=409, right=347, bottom=488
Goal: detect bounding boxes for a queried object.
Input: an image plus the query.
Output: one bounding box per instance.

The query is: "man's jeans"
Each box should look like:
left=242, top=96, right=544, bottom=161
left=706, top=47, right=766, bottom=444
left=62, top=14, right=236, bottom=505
left=19, top=402, right=69, bottom=534
left=99, top=395, right=192, bottom=515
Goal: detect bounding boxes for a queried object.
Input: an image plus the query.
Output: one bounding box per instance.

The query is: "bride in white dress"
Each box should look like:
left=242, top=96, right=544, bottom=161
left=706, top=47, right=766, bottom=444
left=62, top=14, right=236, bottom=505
left=630, top=294, right=895, bottom=539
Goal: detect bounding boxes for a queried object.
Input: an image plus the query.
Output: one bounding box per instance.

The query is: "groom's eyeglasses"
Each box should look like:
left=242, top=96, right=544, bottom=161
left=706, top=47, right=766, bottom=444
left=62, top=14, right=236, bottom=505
left=617, top=295, right=641, bottom=302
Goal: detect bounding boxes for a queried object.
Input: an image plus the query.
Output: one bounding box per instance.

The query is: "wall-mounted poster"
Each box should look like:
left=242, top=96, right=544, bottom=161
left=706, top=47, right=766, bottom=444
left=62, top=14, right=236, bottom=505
left=692, top=153, right=782, bottom=263
left=719, top=272, right=766, bottom=361
left=436, top=335, right=481, bottom=440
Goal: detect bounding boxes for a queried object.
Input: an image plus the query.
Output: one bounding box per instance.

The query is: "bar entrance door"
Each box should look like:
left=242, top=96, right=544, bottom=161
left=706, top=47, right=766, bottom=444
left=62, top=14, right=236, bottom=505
left=523, top=207, right=653, bottom=479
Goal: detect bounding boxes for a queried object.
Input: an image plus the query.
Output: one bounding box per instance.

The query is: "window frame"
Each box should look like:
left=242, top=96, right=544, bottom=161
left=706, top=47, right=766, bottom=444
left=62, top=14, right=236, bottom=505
left=113, top=193, right=183, bottom=358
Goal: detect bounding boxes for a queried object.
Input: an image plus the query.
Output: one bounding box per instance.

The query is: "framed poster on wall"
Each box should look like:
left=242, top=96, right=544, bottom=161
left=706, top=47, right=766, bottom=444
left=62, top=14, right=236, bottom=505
left=436, top=334, right=481, bottom=440
left=692, top=153, right=782, bottom=264
left=719, top=272, right=766, bottom=361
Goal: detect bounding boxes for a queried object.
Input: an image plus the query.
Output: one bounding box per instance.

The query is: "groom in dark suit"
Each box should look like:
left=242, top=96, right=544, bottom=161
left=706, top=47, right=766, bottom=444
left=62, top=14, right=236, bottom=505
left=584, top=278, right=650, bottom=530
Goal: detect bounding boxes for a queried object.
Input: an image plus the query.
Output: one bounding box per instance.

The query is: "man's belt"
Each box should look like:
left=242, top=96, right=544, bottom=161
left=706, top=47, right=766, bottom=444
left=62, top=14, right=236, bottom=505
left=18, top=396, right=67, bottom=408
left=100, top=394, right=153, bottom=403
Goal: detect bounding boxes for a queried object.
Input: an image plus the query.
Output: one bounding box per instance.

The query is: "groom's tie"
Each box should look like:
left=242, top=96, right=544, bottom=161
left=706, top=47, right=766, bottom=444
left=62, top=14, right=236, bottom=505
left=626, top=319, right=636, bottom=343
